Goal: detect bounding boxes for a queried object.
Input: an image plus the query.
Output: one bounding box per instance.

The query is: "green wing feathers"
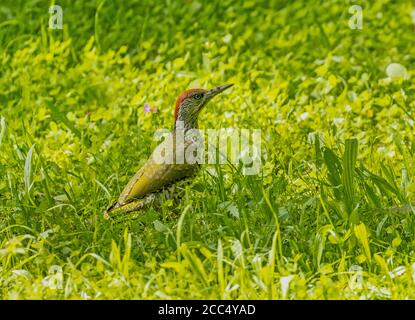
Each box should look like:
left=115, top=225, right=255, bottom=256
left=104, top=133, right=198, bottom=218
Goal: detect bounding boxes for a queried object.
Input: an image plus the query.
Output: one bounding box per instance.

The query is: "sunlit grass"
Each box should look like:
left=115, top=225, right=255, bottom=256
left=1, top=0, right=415, bottom=299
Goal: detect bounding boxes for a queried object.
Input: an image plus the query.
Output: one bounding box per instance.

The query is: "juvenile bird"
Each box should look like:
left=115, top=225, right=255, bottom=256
left=104, top=84, right=233, bottom=219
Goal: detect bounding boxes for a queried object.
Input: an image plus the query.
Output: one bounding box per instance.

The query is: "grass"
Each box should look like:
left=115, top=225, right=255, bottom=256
left=1, top=0, right=415, bottom=299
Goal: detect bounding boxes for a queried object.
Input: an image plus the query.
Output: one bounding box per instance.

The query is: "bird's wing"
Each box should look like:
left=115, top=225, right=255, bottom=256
left=117, top=133, right=196, bottom=205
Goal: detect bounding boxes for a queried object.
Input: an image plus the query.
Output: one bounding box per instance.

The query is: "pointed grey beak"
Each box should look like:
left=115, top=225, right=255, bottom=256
left=206, top=84, right=234, bottom=99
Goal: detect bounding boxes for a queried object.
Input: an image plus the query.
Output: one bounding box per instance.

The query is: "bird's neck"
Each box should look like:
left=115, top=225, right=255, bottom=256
left=174, top=118, right=198, bottom=131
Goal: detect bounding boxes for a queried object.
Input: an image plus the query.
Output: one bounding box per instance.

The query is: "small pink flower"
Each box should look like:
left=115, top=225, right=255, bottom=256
left=144, top=103, right=151, bottom=113
left=150, top=106, right=158, bottom=113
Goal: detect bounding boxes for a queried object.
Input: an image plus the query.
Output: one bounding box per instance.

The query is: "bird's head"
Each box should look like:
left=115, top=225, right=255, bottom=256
left=174, top=84, right=233, bottom=129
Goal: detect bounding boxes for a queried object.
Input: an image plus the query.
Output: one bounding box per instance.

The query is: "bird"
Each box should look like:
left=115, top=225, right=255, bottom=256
left=104, top=83, right=233, bottom=219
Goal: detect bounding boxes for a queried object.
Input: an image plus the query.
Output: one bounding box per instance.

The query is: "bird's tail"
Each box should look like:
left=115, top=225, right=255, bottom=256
left=103, top=194, right=156, bottom=220
left=103, top=201, right=119, bottom=219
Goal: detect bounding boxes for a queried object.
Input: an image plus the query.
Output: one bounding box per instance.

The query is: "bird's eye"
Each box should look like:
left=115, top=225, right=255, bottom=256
left=193, top=93, right=203, bottom=100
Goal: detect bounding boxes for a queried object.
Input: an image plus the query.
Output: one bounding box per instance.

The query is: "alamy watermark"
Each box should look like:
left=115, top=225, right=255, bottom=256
left=348, top=5, right=363, bottom=29
left=49, top=5, right=63, bottom=29
left=151, top=122, right=262, bottom=175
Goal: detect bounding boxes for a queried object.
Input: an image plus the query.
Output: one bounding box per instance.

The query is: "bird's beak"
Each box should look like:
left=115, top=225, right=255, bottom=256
left=206, top=84, right=234, bottom=99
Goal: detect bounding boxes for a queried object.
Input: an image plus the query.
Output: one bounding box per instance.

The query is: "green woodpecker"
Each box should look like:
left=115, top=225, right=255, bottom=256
left=104, top=84, right=233, bottom=219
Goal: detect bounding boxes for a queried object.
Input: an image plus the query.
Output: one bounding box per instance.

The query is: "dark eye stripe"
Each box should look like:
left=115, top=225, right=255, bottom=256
left=193, top=93, right=203, bottom=100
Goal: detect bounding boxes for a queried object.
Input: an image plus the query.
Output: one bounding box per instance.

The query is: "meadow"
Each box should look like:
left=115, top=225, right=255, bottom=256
left=1, top=0, right=415, bottom=299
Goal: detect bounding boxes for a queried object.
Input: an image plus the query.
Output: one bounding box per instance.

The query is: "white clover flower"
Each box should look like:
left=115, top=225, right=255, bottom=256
left=298, top=112, right=309, bottom=121
left=386, top=63, right=408, bottom=80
